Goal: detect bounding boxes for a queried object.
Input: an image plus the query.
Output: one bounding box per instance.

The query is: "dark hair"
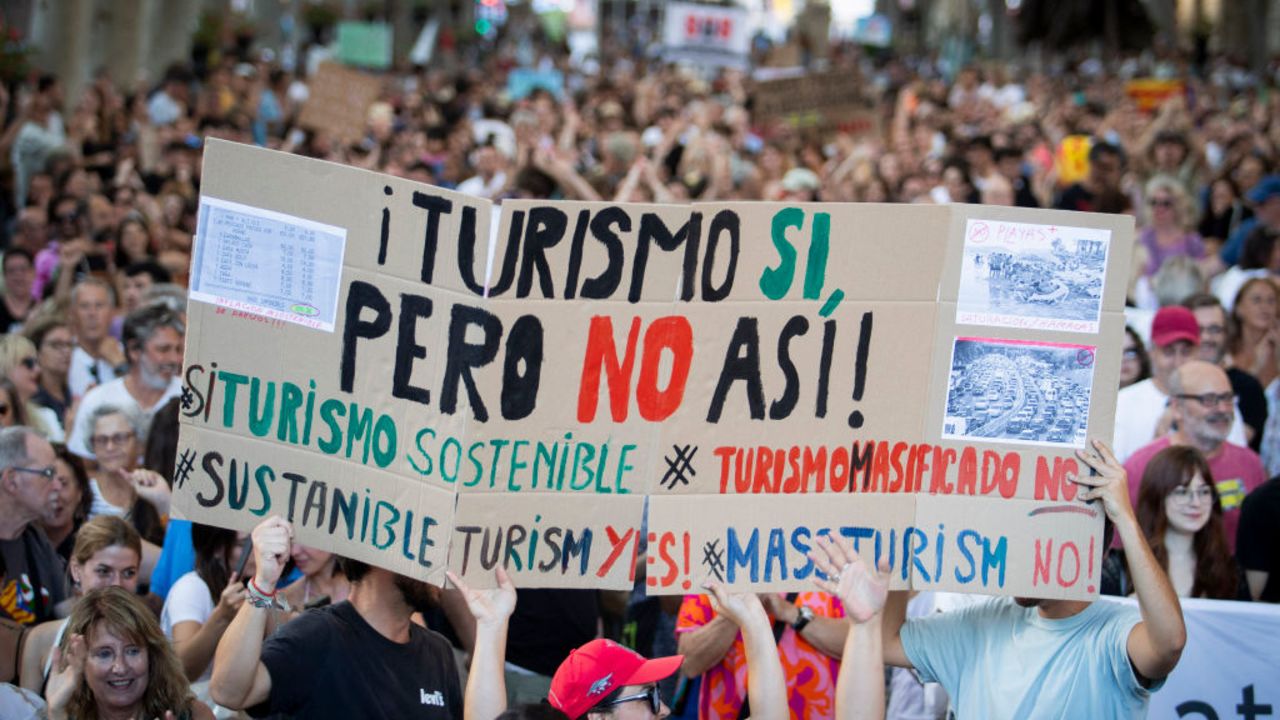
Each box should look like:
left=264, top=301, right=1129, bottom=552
left=966, top=135, right=994, bottom=153
left=337, top=557, right=373, bottom=583
left=123, top=259, right=172, bottom=284
left=191, top=523, right=239, bottom=603
left=53, top=443, right=93, bottom=529
left=114, top=216, right=156, bottom=267
left=1153, top=130, right=1189, bottom=151
left=1228, top=277, right=1278, bottom=355
left=121, top=301, right=185, bottom=363
left=1182, top=292, right=1223, bottom=313
left=1238, top=226, right=1280, bottom=271
left=994, top=146, right=1024, bottom=163
left=1088, top=141, right=1126, bottom=166
left=1136, top=446, right=1238, bottom=599
left=2, top=248, right=33, bottom=271
left=22, top=314, right=70, bottom=352
left=143, top=397, right=180, bottom=486
left=1122, top=326, right=1151, bottom=385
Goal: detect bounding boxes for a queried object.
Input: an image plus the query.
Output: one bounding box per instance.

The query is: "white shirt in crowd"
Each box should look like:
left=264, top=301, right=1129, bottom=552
left=160, top=571, right=215, bottom=683
left=67, top=345, right=119, bottom=399
left=1112, top=377, right=1247, bottom=462
left=65, top=375, right=182, bottom=458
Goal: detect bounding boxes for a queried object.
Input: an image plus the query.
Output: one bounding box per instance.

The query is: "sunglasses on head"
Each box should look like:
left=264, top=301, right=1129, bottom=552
left=598, top=685, right=661, bottom=715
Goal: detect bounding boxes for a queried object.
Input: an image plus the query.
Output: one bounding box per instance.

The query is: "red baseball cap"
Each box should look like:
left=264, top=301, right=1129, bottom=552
left=1150, top=306, right=1200, bottom=348
left=548, top=639, right=683, bottom=719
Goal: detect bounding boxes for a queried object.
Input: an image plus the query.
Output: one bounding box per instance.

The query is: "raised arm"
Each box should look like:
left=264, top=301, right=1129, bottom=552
left=446, top=568, right=517, bottom=720
left=704, top=584, right=786, bottom=720
left=675, top=606, right=739, bottom=678
left=758, top=594, right=848, bottom=659
left=810, top=534, right=891, bottom=720
left=210, top=516, right=292, bottom=710
left=1073, top=439, right=1186, bottom=681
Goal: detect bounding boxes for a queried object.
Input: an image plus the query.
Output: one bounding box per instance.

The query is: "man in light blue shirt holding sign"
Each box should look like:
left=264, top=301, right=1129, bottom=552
left=885, top=440, right=1186, bottom=719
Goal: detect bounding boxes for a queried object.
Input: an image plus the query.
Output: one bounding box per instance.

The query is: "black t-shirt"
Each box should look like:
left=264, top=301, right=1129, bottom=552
left=1054, top=183, right=1096, bottom=212
left=1227, top=368, right=1268, bottom=453
left=1238, top=477, right=1280, bottom=603
left=249, top=600, right=462, bottom=719
left=0, top=524, right=69, bottom=625
left=506, top=589, right=599, bottom=677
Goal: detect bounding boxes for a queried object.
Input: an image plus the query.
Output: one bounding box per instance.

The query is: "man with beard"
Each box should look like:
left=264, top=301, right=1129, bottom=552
left=880, top=440, right=1186, bottom=718
left=66, top=301, right=183, bottom=459
left=210, top=516, right=462, bottom=718
left=1123, top=361, right=1266, bottom=553
left=1112, top=306, right=1247, bottom=461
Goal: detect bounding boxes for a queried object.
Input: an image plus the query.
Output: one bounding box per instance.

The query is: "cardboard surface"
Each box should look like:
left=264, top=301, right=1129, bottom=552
left=179, top=140, right=1133, bottom=596
left=296, top=63, right=382, bottom=143
left=753, top=72, right=880, bottom=138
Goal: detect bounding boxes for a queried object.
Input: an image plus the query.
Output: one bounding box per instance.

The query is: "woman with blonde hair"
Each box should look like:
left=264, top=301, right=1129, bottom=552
left=0, top=377, right=31, bottom=428
left=0, top=333, right=62, bottom=439
left=1138, top=174, right=1206, bottom=280
left=20, top=515, right=145, bottom=692
left=46, top=586, right=213, bottom=720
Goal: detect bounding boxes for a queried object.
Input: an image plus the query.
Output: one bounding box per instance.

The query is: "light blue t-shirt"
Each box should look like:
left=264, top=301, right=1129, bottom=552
left=901, top=597, right=1161, bottom=719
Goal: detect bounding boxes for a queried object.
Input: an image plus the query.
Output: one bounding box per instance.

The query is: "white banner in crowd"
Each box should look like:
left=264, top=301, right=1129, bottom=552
left=1122, top=597, right=1280, bottom=718
left=663, top=2, right=752, bottom=69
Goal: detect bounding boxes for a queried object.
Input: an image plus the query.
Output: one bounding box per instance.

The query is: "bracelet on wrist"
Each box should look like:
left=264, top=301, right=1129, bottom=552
left=246, top=578, right=290, bottom=612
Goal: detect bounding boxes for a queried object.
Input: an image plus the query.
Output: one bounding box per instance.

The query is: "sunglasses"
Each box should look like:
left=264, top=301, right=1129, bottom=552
left=599, top=685, right=661, bottom=715
left=19, top=357, right=36, bottom=370
left=1150, top=198, right=1175, bottom=208
left=0, top=403, right=9, bottom=416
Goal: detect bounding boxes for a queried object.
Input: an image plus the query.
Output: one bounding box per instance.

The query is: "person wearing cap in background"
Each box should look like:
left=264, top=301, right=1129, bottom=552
left=1113, top=306, right=1247, bottom=462
left=1220, top=175, right=1280, bottom=267
left=451, top=567, right=786, bottom=720
left=780, top=168, right=821, bottom=202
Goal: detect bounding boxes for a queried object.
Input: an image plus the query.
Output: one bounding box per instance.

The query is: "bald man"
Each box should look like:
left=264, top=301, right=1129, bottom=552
left=1122, top=361, right=1266, bottom=553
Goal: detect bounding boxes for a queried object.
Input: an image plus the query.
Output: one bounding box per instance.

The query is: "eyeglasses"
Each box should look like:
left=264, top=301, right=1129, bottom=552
left=90, top=432, right=135, bottom=449
left=1175, top=392, right=1235, bottom=408
left=1170, top=486, right=1214, bottom=504
left=10, top=466, right=56, bottom=480
left=19, top=357, right=36, bottom=371
left=43, top=340, right=73, bottom=352
left=599, top=685, right=661, bottom=715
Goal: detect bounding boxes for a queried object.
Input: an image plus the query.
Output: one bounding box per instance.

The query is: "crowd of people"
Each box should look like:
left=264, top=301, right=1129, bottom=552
left=0, top=10, right=1278, bottom=719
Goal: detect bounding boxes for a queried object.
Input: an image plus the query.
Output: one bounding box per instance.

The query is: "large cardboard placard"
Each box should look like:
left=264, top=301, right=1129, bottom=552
left=296, top=63, right=381, bottom=143
left=179, top=140, right=1133, bottom=598
left=753, top=71, right=880, bottom=138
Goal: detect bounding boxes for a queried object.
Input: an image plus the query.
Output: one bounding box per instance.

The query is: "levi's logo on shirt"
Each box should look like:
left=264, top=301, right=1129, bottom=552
left=421, top=689, right=445, bottom=706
